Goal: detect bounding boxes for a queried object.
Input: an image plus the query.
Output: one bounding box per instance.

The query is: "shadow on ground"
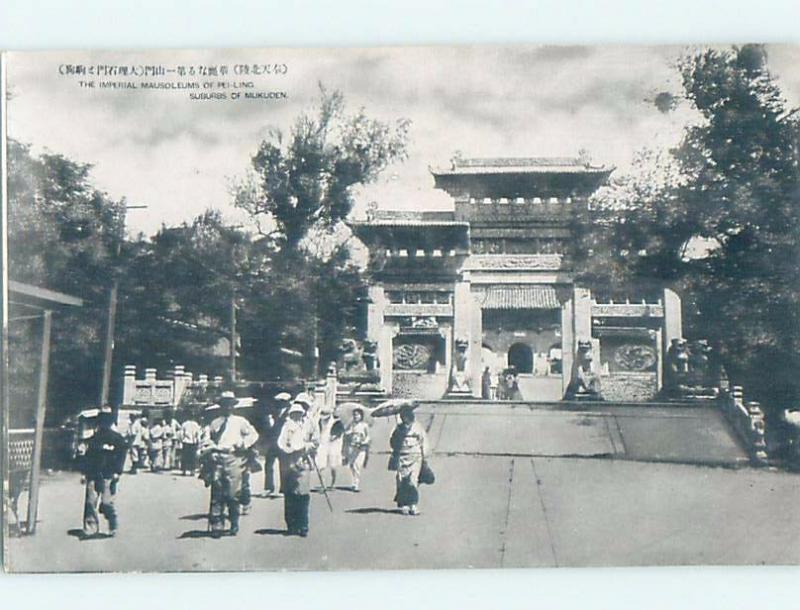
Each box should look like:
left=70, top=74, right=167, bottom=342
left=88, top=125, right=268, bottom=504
left=345, top=507, right=404, bottom=515
left=177, top=529, right=236, bottom=539
left=179, top=513, right=209, bottom=521
left=67, top=528, right=113, bottom=541
left=254, top=528, right=289, bottom=536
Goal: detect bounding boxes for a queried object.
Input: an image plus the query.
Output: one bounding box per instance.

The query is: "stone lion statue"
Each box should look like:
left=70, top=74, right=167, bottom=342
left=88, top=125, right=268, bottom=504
left=337, top=338, right=366, bottom=375
left=565, top=339, right=602, bottom=400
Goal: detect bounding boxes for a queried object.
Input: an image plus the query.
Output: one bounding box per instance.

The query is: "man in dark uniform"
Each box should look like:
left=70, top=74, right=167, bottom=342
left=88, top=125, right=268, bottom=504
left=81, top=405, right=128, bottom=537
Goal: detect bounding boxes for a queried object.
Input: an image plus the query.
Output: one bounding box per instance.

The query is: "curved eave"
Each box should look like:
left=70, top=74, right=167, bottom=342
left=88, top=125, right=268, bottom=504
left=349, top=220, right=470, bottom=249
left=430, top=166, right=614, bottom=177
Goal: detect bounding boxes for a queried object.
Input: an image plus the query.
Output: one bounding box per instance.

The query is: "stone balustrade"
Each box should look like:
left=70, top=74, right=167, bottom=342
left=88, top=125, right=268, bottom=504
left=466, top=196, right=575, bottom=204
left=122, top=364, right=224, bottom=408
left=718, top=385, right=769, bottom=466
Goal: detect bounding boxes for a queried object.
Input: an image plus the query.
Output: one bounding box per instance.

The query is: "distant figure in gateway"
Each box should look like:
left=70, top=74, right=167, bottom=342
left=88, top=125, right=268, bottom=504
left=497, top=367, right=523, bottom=401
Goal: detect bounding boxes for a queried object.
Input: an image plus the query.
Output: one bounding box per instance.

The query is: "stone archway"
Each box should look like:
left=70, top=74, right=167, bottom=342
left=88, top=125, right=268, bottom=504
left=508, top=342, right=533, bottom=374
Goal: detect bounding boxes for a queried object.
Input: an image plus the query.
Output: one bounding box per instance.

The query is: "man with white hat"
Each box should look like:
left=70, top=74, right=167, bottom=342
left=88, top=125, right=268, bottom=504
left=199, top=391, right=259, bottom=537
left=277, top=400, right=320, bottom=537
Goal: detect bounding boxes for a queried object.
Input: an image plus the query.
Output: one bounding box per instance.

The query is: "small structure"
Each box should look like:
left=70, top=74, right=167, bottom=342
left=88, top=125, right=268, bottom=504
left=350, top=156, right=684, bottom=401
left=6, top=280, right=83, bottom=534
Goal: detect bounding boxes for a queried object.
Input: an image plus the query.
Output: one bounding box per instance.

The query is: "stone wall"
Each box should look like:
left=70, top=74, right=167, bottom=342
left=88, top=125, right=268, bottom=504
left=600, top=372, right=658, bottom=402
left=392, top=371, right=448, bottom=399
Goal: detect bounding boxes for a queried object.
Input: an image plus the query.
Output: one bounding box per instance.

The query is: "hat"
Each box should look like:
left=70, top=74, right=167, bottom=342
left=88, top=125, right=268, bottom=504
left=293, top=392, right=314, bottom=410
left=287, top=403, right=306, bottom=416
left=98, top=405, right=115, bottom=425
left=219, top=391, right=238, bottom=407
left=274, top=392, right=292, bottom=402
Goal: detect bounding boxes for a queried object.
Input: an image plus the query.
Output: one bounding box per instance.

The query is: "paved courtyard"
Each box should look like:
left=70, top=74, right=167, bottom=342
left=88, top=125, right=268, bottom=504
left=6, top=404, right=800, bottom=572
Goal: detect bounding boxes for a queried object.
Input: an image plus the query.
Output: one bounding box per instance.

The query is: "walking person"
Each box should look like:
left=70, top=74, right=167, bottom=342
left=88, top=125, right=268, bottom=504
left=277, top=402, right=319, bottom=537
left=164, top=411, right=182, bottom=471
left=199, top=392, right=259, bottom=538
left=81, top=406, right=128, bottom=537
left=344, top=407, right=370, bottom=492
left=126, top=414, right=145, bottom=474
left=481, top=366, right=492, bottom=400
left=316, top=406, right=344, bottom=489
left=262, top=392, right=290, bottom=497
left=180, top=413, right=202, bottom=476
left=161, top=417, right=175, bottom=471
left=389, top=405, right=428, bottom=516
left=147, top=418, right=164, bottom=472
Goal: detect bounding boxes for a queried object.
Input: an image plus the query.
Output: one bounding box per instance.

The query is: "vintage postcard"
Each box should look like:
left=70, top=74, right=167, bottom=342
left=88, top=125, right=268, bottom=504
left=2, top=44, right=799, bottom=572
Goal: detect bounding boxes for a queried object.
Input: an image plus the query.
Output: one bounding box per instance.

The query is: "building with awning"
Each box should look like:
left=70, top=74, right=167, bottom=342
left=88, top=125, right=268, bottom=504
left=5, top=280, right=83, bottom=534
left=349, top=156, right=682, bottom=401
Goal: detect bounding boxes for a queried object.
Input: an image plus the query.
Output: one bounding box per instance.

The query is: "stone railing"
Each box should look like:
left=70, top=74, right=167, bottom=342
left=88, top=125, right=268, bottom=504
left=591, top=300, right=664, bottom=318
left=122, top=364, right=224, bottom=408
left=718, top=385, right=769, bottom=466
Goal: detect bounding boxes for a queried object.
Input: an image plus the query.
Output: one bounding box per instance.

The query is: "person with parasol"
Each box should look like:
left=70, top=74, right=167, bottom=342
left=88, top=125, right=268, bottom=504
left=374, top=400, right=428, bottom=516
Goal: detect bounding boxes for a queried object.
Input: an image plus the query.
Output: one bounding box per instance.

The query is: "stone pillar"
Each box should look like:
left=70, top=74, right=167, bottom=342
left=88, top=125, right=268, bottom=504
left=469, top=293, right=483, bottom=397
left=379, top=324, right=395, bottom=394
left=560, top=296, right=574, bottom=396
left=123, top=365, right=136, bottom=405
left=663, top=288, right=682, bottom=342
left=172, top=365, right=187, bottom=406
left=663, top=288, right=683, bottom=388
left=573, top=287, right=597, bottom=377
left=442, top=323, right=452, bottom=375
left=368, top=284, right=389, bottom=392
left=452, top=279, right=472, bottom=394
left=367, top=285, right=385, bottom=343
left=573, top=286, right=592, bottom=341
left=654, top=329, right=663, bottom=393
left=453, top=280, right=472, bottom=340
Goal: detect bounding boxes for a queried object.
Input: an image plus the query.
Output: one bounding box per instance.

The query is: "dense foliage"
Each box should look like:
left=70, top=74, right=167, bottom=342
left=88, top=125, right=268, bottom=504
left=8, top=89, right=407, bottom=422
left=7, top=140, right=122, bottom=422
left=572, top=45, right=800, bottom=412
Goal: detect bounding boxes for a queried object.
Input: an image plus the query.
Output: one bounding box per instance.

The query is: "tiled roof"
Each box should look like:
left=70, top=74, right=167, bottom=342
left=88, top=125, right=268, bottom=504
left=350, top=220, right=469, bottom=228
left=476, top=284, right=560, bottom=309
left=431, top=157, right=611, bottom=175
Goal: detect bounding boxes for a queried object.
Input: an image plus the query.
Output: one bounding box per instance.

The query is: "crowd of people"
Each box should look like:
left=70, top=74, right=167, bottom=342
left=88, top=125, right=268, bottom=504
left=77, top=391, right=430, bottom=540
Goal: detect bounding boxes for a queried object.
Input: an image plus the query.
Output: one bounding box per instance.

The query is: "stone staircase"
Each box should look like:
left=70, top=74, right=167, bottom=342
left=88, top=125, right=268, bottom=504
left=364, top=399, right=753, bottom=468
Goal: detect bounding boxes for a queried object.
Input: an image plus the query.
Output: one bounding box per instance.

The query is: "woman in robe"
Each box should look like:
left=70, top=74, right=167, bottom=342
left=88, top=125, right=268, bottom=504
left=388, top=405, right=427, bottom=515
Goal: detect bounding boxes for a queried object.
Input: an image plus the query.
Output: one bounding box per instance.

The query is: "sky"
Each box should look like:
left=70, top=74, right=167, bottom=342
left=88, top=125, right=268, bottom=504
left=6, top=44, right=800, bottom=237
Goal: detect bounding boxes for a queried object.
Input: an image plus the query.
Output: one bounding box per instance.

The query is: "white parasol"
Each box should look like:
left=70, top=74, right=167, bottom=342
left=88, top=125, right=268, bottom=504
left=370, top=398, right=419, bottom=418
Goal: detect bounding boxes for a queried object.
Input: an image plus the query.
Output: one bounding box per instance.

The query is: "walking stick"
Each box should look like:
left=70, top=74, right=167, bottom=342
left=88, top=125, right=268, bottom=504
left=308, top=453, right=334, bottom=512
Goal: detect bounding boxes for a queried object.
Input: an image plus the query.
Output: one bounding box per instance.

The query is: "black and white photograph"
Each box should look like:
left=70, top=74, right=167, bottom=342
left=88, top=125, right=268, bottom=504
left=2, top=43, right=800, bottom=574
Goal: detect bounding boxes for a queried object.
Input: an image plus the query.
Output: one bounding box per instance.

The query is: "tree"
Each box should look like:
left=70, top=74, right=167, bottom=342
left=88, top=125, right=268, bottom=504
left=233, top=87, right=410, bottom=378
left=7, top=140, right=122, bottom=421
left=113, top=210, right=259, bottom=387
left=572, top=45, right=800, bottom=411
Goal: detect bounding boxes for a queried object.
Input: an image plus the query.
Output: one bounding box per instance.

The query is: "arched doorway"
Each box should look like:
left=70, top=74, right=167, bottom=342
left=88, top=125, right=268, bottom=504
left=508, top=343, right=533, bottom=374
